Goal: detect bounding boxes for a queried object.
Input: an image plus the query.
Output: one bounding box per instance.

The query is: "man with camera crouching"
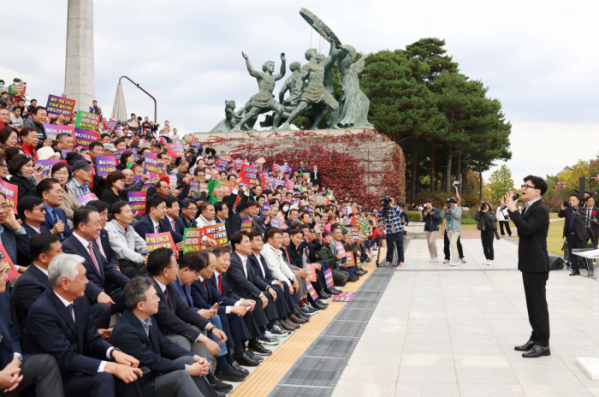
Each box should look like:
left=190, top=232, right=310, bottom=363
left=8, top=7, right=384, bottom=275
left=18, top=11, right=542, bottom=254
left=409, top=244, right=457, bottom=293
left=377, top=197, right=405, bottom=267
left=422, top=200, right=441, bottom=262
left=440, top=197, right=462, bottom=267
left=475, top=202, right=498, bottom=265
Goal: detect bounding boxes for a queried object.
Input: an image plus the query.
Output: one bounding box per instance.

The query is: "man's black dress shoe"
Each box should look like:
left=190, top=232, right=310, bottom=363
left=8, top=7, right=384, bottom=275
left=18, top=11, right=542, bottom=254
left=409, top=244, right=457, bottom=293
left=249, top=342, right=272, bottom=356
left=246, top=349, right=265, bottom=361
left=312, top=300, right=327, bottom=310
left=215, top=391, right=226, bottom=397
left=214, top=365, right=247, bottom=382
left=330, top=287, right=342, bottom=294
left=514, top=340, right=535, bottom=352
left=233, top=352, right=261, bottom=367
left=211, top=375, right=236, bottom=391
left=319, top=291, right=332, bottom=299
left=522, top=345, right=550, bottom=358
left=231, top=360, right=249, bottom=374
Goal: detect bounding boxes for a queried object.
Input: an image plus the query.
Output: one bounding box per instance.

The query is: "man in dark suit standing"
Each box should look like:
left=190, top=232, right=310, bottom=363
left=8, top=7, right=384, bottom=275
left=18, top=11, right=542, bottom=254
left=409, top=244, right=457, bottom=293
left=37, top=178, right=70, bottom=239
left=584, top=196, right=599, bottom=248
left=559, top=194, right=592, bottom=276
left=61, top=207, right=130, bottom=329
left=0, top=254, right=64, bottom=397
left=505, top=175, right=551, bottom=358
left=13, top=234, right=63, bottom=332
left=110, top=276, right=218, bottom=397
left=23, top=253, right=143, bottom=397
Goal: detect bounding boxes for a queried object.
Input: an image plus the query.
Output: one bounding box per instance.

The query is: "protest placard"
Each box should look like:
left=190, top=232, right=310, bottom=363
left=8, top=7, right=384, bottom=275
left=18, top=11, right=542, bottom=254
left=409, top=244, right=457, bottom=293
left=308, top=196, right=316, bottom=214
left=146, top=232, right=178, bottom=257
left=216, top=159, right=229, bottom=168
left=315, top=195, right=329, bottom=206
left=356, top=255, right=362, bottom=269
left=306, top=264, right=317, bottom=281
left=46, top=95, right=76, bottom=118
left=96, top=156, right=117, bottom=177
left=167, top=143, right=184, bottom=158
left=255, top=157, right=265, bottom=164
left=324, top=268, right=334, bottom=288
left=168, top=175, right=177, bottom=190
left=342, top=206, right=353, bottom=216
left=190, top=141, right=202, bottom=150
left=331, top=292, right=355, bottom=302
left=74, top=128, right=99, bottom=150
left=335, top=241, right=347, bottom=259
left=260, top=201, right=270, bottom=219
left=105, top=119, right=118, bottom=129
left=202, top=223, right=228, bottom=247
left=36, top=159, right=66, bottom=179
left=0, top=243, right=18, bottom=282
left=77, top=193, right=99, bottom=206
left=351, top=215, right=369, bottom=232
left=144, top=152, right=160, bottom=178
left=8, top=85, right=26, bottom=95
left=75, top=111, right=100, bottom=132
left=241, top=220, right=253, bottom=232
left=127, top=120, right=138, bottom=129
left=115, top=148, right=137, bottom=161
left=182, top=228, right=202, bottom=254
left=271, top=218, right=281, bottom=228
left=128, top=191, right=147, bottom=216
left=306, top=280, right=319, bottom=300
left=314, top=221, right=326, bottom=235
left=43, top=124, right=74, bottom=141
left=0, top=180, right=17, bottom=214
left=239, top=165, right=259, bottom=186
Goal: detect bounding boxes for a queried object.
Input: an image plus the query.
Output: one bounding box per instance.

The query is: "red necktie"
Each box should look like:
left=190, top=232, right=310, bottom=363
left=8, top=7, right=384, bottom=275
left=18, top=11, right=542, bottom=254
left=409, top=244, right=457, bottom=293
left=284, top=248, right=290, bottom=263
left=202, top=280, right=207, bottom=288
left=155, top=225, right=160, bottom=233
left=172, top=220, right=176, bottom=230
left=88, top=243, right=100, bottom=274
left=218, top=274, right=223, bottom=294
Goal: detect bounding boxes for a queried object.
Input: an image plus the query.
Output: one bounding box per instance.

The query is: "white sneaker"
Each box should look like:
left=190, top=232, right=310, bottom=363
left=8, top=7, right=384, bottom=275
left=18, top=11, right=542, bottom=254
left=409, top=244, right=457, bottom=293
left=482, top=259, right=488, bottom=265
left=487, top=260, right=494, bottom=266
left=443, top=259, right=449, bottom=264
left=460, top=258, right=467, bottom=264
left=429, top=258, right=437, bottom=263
left=449, top=260, right=458, bottom=267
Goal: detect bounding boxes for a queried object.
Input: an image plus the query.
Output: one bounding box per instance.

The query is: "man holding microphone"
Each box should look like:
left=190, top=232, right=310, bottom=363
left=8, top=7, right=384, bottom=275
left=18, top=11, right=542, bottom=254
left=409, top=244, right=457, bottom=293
left=504, top=175, right=551, bottom=358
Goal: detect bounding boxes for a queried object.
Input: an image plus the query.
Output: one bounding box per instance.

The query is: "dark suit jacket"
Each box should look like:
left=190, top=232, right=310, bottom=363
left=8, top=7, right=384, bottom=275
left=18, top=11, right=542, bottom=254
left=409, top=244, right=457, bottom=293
left=309, top=171, right=321, bottom=186
left=110, top=309, right=193, bottom=397
left=0, top=292, right=24, bottom=368
left=13, top=264, right=51, bottom=331
left=172, top=276, right=197, bottom=309
left=190, top=276, right=237, bottom=316
left=559, top=207, right=589, bottom=241
left=227, top=251, right=268, bottom=300
left=509, top=200, right=551, bottom=272
left=160, top=217, right=183, bottom=243
left=61, top=234, right=129, bottom=302
left=133, top=214, right=160, bottom=240
left=41, top=206, right=70, bottom=238
left=23, top=289, right=113, bottom=375
left=224, top=191, right=249, bottom=238
left=248, top=252, right=276, bottom=285
left=151, top=278, right=209, bottom=343
left=98, top=228, right=119, bottom=266
left=0, top=224, right=29, bottom=267
left=22, top=223, right=50, bottom=239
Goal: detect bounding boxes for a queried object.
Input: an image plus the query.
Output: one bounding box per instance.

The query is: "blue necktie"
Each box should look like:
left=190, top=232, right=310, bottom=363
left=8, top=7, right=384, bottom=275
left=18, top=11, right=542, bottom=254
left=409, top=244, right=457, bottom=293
left=52, top=210, right=64, bottom=238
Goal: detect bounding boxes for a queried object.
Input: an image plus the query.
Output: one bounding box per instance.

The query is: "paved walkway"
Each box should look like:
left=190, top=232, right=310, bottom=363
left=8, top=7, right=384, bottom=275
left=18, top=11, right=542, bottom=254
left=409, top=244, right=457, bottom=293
left=332, top=239, right=599, bottom=397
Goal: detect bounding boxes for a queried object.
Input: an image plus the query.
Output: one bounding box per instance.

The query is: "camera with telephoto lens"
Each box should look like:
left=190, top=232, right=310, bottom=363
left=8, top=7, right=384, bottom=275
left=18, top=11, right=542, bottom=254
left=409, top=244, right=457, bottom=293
left=480, top=201, right=487, bottom=211
left=380, top=196, right=392, bottom=217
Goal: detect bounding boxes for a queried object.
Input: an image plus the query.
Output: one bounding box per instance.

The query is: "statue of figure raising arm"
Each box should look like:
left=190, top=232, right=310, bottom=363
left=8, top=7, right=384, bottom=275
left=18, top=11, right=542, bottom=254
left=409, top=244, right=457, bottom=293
left=233, top=52, right=287, bottom=131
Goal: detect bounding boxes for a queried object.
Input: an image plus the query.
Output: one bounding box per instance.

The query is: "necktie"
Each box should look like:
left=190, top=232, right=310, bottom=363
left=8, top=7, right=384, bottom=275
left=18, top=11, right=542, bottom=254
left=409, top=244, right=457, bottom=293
left=156, top=225, right=160, bottom=234
left=172, top=220, right=176, bottom=230
left=88, top=243, right=100, bottom=274
left=52, top=210, right=63, bottom=238
left=164, top=288, right=169, bottom=302
left=202, top=280, right=207, bottom=288
left=67, top=303, right=75, bottom=323
left=95, top=237, right=106, bottom=259
left=37, top=229, right=41, bottom=234
left=218, top=274, right=223, bottom=294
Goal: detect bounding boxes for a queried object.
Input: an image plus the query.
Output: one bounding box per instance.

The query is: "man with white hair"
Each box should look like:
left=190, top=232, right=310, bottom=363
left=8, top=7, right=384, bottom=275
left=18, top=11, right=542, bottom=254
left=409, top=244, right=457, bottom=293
left=23, top=254, right=143, bottom=397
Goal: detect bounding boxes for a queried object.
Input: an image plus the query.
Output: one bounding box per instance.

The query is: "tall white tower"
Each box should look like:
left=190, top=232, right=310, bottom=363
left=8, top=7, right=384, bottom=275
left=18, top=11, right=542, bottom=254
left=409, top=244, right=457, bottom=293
left=64, top=0, right=94, bottom=113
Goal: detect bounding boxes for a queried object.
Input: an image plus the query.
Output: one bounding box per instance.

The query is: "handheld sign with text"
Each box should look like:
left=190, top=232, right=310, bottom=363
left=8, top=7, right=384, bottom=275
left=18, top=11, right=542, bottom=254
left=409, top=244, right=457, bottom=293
left=314, top=221, right=326, bottom=234
left=8, top=85, right=26, bottom=96
left=96, top=156, right=117, bottom=177
left=37, top=159, right=67, bottom=179
left=74, top=128, right=100, bottom=150
left=75, top=111, right=101, bottom=131
left=128, top=191, right=147, bottom=216
left=335, top=241, right=347, bottom=259
left=346, top=252, right=355, bottom=267
left=260, top=201, right=270, bottom=219
left=146, top=232, right=178, bottom=258
left=276, top=211, right=288, bottom=230
left=0, top=243, right=18, bottom=282
left=324, top=268, right=334, bottom=288
left=77, top=193, right=99, bottom=206
left=143, top=152, right=161, bottom=178
left=306, top=264, right=317, bottom=281
left=183, top=228, right=202, bottom=254
left=202, top=223, right=228, bottom=247
left=241, top=220, right=253, bottom=232
left=115, top=148, right=137, bottom=161
left=305, top=280, right=319, bottom=300
left=46, top=95, right=76, bottom=118
left=0, top=179, right=17, bottom=214
left=43, top=124, right=74, bottom=140
left=271, top=218, right=281, bottom=229
left=167, top=143, right=184, bottom=158
left=239, top=165, right=259, bottom=186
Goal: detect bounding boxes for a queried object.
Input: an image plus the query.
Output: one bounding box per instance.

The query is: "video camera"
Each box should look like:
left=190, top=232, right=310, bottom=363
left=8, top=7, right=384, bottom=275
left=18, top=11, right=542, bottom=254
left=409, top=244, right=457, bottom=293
left=380, top=196, right=392, bottom=207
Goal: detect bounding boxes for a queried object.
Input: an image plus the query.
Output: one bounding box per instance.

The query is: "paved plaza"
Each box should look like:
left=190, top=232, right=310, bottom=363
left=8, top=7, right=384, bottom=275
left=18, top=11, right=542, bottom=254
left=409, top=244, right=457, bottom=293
left=332, top=239, right=599, bottom=397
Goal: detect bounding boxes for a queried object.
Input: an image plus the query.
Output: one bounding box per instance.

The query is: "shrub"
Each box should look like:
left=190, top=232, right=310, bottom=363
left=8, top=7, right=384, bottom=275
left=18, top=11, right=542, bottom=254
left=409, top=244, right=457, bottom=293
left=461, top=217, right=477, bottom=225
left=406, top=211, right=422, bottom=222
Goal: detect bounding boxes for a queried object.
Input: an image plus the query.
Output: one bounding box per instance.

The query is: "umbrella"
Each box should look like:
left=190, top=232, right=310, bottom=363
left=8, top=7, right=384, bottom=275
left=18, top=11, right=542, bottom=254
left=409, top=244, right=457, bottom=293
left=111, top=83, right=128, bottom=122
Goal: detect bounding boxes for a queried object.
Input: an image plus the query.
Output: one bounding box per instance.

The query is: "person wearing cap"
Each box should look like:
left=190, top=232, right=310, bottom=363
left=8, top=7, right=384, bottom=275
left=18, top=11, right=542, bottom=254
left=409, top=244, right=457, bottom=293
left=103, top=143, right=117, bottom=157
left=66, top=160, right=93, bottom=199
left=37, top=146, right=60, bottom=161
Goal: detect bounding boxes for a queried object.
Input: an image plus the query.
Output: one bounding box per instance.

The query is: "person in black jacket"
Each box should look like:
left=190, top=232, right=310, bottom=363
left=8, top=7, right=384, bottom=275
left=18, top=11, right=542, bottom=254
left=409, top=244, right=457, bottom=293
left=110, top=277, right=217, bottom=397
left=422, top=200, right=441, bottom=261
left=583, top=196, right=599, bottom=247
left=474, top=202, right=498, bottom=266
left=505, top=175, right=551, bottom=358
left=9, top=154, right=42, bottom=201
left=559, top=194, right=592, bottom=276
left=146, top=248, right=227, bottom=361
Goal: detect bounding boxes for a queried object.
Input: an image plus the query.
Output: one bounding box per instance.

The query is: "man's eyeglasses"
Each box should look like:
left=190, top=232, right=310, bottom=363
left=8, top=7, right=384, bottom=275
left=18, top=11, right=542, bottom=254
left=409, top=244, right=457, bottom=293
left=521, top=184, right=536, bottom=190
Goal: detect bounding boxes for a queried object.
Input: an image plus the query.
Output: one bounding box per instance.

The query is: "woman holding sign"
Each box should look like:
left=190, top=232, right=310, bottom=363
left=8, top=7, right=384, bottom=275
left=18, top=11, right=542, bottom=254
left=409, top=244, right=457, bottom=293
left=51, top=162, right=79, bottom=220
left=9, top=154, right=42, bottom=200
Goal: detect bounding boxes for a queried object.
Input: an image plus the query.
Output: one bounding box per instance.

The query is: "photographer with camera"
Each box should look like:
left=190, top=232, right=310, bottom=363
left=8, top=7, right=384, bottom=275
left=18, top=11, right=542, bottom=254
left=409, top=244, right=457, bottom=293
left=584, top=196, right=599, bottom=247
left=440, top=196, right=462, bottom=267
left=558, top=194, right=592, bottom=277
left=422, top=200, right=441, bottom=262
left=475, top=201, right=498, bottom=265
left=377, top=197, right=405, bottom=267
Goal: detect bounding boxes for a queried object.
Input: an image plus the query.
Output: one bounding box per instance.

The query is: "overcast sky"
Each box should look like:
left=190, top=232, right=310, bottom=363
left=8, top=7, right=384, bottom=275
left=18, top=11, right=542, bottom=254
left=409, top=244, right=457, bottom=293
left=2, top=0, right=598, bottom=185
